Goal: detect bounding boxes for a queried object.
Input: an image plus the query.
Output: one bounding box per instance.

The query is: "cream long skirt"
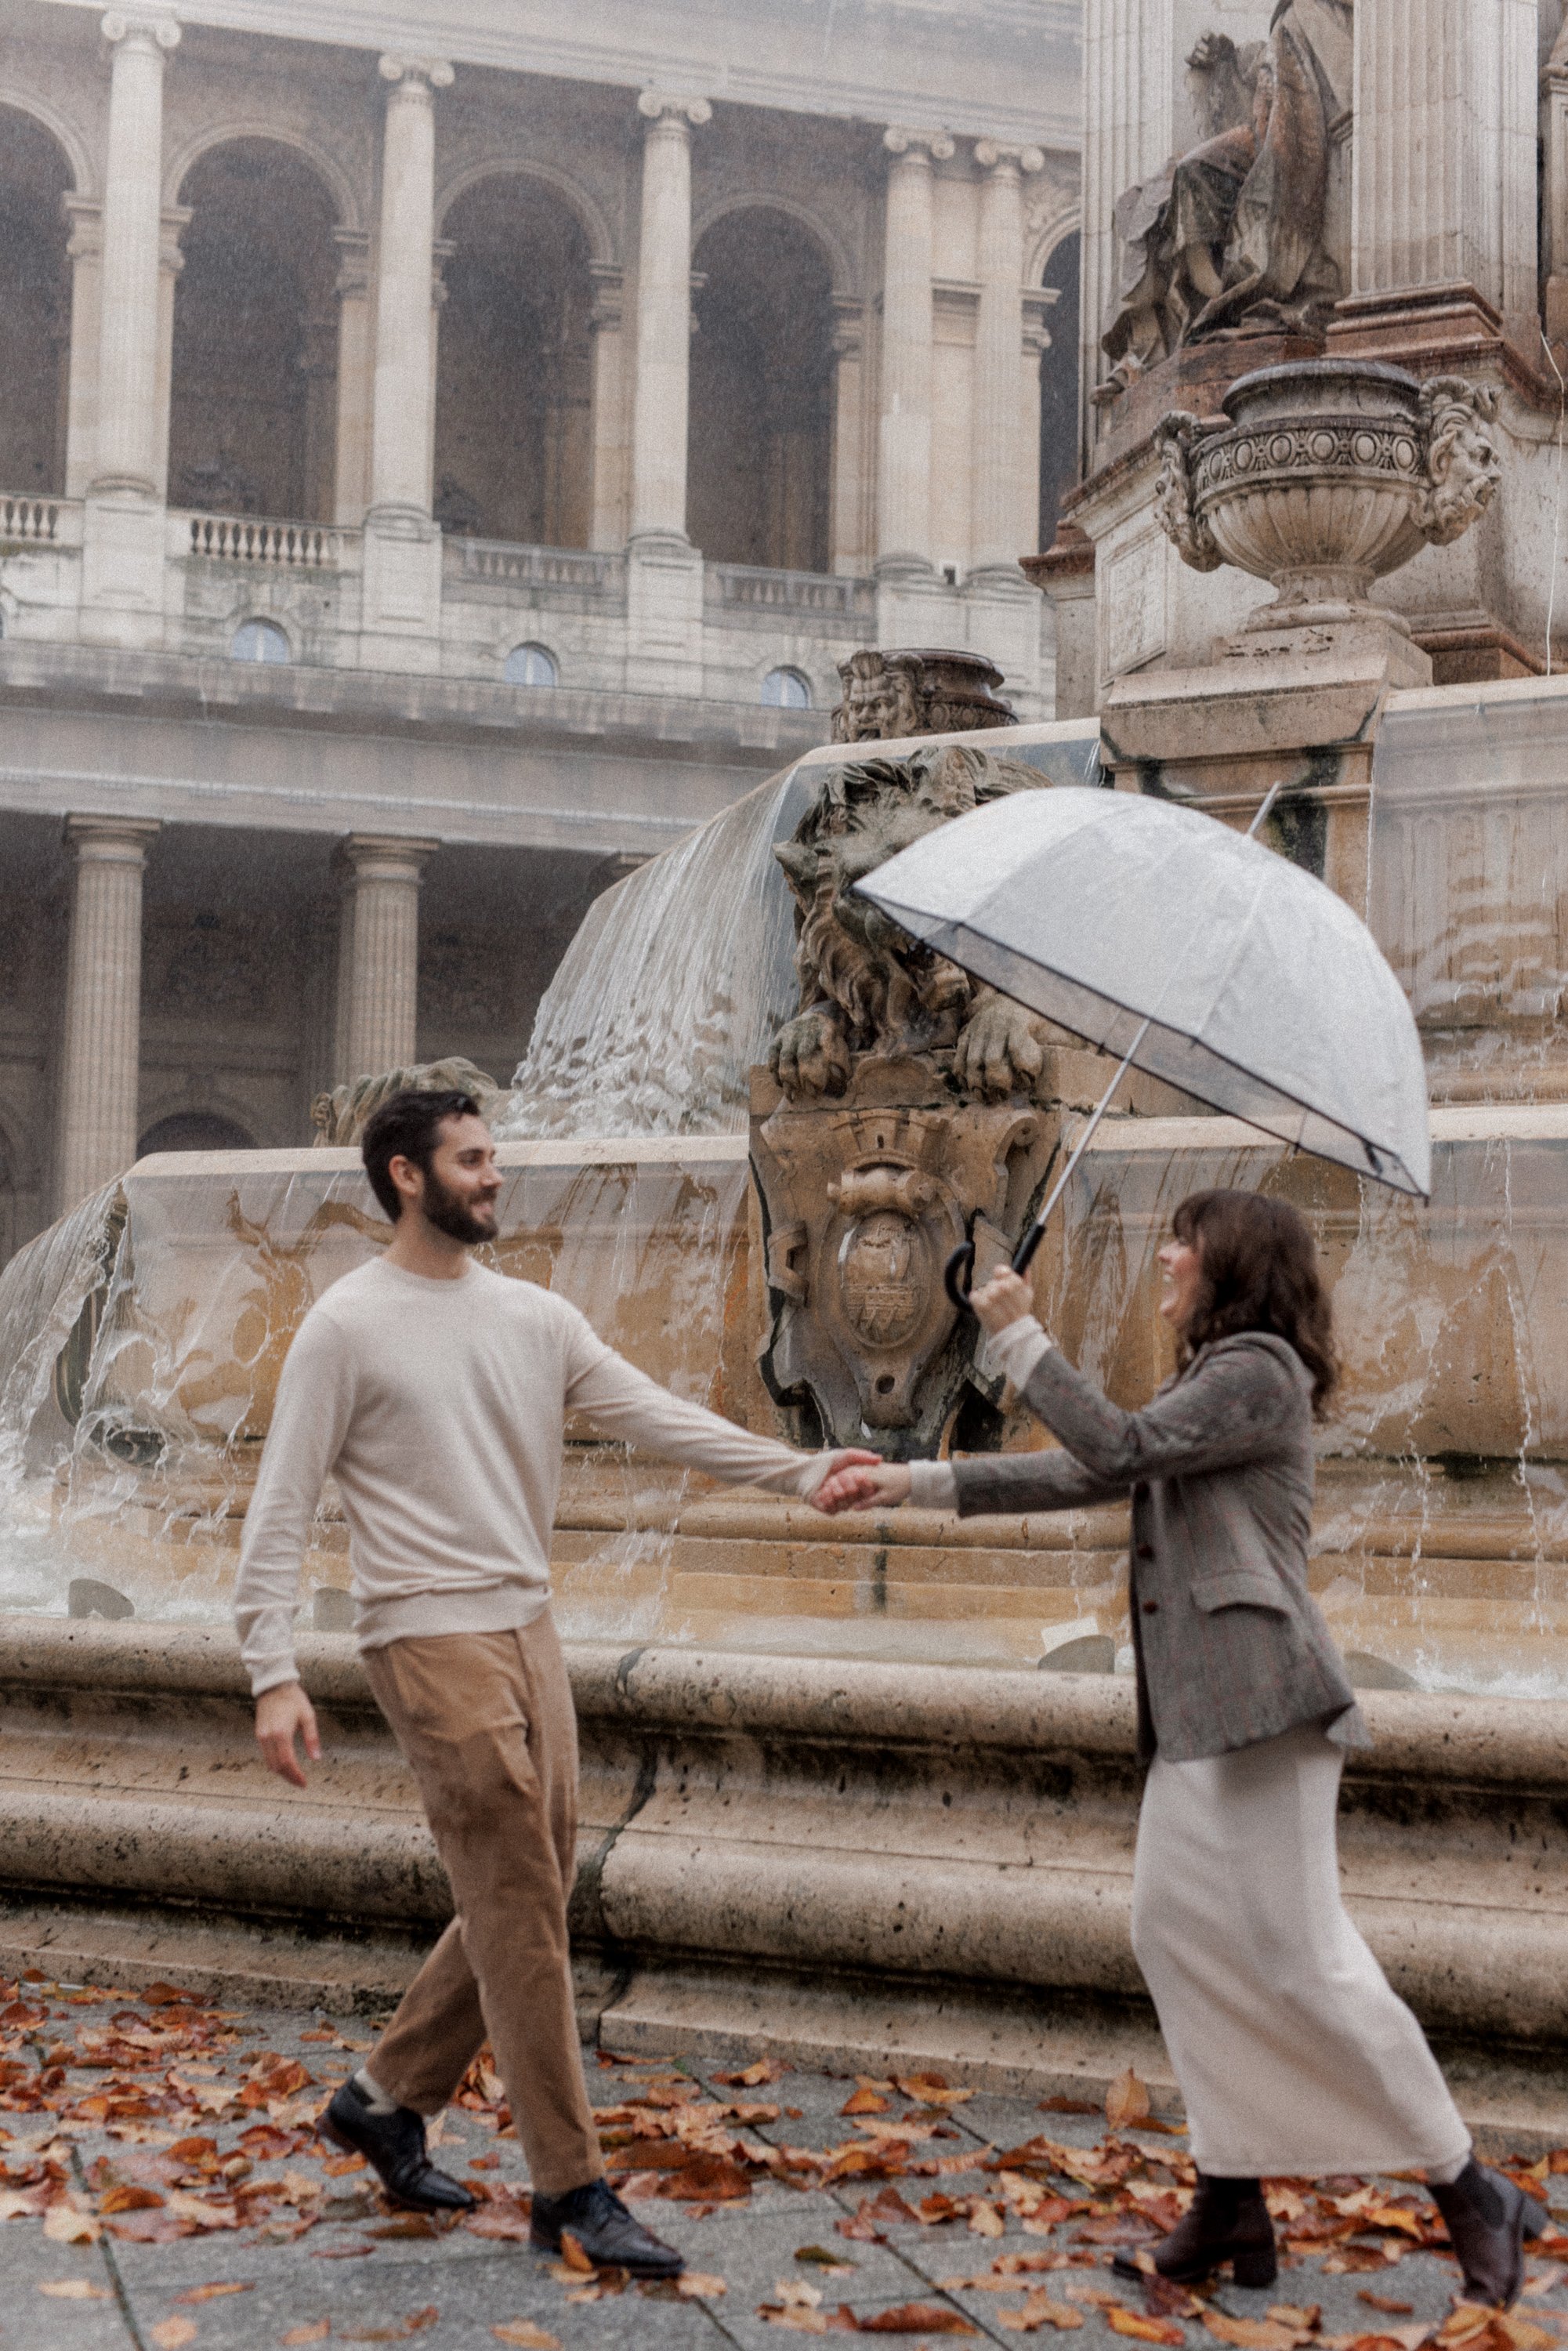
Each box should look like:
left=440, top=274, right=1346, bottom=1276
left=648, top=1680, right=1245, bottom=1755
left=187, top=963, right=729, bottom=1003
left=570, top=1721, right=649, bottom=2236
left=1131, top=1722, right=1471, bottom=2179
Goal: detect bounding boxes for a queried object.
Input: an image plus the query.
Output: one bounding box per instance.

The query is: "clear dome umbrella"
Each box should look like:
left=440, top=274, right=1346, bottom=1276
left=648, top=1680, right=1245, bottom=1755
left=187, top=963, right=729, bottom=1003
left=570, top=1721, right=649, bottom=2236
left=851, top=781, right=1431, bottom=1309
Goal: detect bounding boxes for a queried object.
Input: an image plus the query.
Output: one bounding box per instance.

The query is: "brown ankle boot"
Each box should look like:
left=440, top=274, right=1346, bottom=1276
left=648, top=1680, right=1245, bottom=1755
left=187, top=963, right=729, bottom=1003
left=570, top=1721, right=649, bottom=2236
left=1429, top=2161, right=1541, bottom=2309
left=1113, top=2174, right=1277, bottom=2289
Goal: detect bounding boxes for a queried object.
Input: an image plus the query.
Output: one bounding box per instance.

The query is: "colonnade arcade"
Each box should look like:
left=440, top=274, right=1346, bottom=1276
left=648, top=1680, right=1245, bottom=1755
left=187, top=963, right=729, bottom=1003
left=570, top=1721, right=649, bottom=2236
left=0, top=48, right=1080, bottom=592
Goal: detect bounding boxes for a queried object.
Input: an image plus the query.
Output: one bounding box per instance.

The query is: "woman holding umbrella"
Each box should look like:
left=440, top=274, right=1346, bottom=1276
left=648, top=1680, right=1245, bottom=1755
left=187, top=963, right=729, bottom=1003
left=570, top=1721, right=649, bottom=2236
left=813, top=1188, right=1538, bottom=2307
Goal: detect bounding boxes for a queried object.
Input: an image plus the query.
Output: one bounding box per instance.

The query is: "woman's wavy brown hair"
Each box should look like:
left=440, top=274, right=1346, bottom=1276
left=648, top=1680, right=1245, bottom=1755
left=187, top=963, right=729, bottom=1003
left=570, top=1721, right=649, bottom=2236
left=1171, top=1189, right=1338, bottom=1415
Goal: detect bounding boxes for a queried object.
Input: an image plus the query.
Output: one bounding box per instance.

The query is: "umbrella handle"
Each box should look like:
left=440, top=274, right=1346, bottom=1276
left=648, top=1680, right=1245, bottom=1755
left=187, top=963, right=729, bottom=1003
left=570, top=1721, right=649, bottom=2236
left=943, top=1241, right=976, bottom=1311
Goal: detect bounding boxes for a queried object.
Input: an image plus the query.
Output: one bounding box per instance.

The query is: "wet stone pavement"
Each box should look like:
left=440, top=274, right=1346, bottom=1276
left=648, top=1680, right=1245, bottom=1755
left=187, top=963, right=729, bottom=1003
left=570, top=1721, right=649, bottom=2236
left=0, top=1976, right=1565, bottom=2351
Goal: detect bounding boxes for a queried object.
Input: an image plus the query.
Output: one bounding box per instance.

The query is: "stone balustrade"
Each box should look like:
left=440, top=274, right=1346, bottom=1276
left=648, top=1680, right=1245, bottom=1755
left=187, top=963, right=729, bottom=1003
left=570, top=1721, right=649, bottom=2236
left=179, top=510, right=346, bottom=569
left=0, top=495, right=78, bottom=547
left=706, top=563, right=877, bottom=620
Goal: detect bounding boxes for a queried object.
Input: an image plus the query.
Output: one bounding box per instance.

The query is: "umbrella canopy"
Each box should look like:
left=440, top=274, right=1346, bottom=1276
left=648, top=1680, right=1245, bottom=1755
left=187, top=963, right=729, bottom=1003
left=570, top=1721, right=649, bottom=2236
left=855, top=784, right=1431, bottom=1198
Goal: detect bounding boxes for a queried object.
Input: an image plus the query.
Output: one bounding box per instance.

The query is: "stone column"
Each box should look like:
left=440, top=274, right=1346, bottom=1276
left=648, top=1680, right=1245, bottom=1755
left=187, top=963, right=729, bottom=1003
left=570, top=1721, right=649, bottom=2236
left=152, top=205, right=189, bottom=502
left=81, top=11, right=179, bottom=641
left=360, top=56, right=450, bottom=663
left=625, top=93, right=709, bottom=697
left=332, top=835, right=439, bottom=1084
left=61, top=195, right=103, bottom=500
left=331, top=229, right=372, bottom=525
left=54, top=816, right=159, bottom=1215
left=972, top=140, right=1045, bottom=578
left=875, top=127, right=952, bottom=574
left=1079, top=0, right=1173, bottom=447
left=587, top=263, right=628, bottom=549
left=628, top=92, right=710, bottom=542
left=829, top=295, right=869, bottom=574
left=91, top=11, right=179, bottom=495
left=1350, top=0, right=1537, bottom=327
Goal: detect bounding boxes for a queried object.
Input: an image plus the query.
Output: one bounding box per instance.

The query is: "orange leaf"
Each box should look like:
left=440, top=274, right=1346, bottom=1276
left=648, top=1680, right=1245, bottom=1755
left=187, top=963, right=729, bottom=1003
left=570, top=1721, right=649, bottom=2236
left=38, top=2281, right=112, bottom=2300
left=1204, top=2320, right=1305, bottom=2351
left=100, top=2183, right=165, bottom=2213
left=858, top=2306, right=979, bottom=2334
left=165, top=2137, right=219, bottom=2163
left=998, top=2298, right=1087, bottom=2335
left=149, top=2323, right=199, bottom=2351
left=282, top=2328, right=332, bottom=2347
left=842, top=2088, right=890, bottom=2117
left=559, top=2227, right=594, bottom=2273
left=678, top=2273, right=729, bottom=2298
left=1360, top=2297, right=1414, bottom=2317
left=1110, top=2311, right=1186, bottom=2346
left=176, top=2281, right=255, bottom=2304
left=492, top=2329, right=559, bottom=2349
left=1106, top=2070, right=1153, bottom=2130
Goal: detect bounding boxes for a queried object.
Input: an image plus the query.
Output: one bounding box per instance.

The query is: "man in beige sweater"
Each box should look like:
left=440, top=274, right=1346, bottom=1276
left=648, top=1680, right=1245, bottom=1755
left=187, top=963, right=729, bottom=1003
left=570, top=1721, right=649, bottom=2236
left=238, top=1088, right=870, bottom=2276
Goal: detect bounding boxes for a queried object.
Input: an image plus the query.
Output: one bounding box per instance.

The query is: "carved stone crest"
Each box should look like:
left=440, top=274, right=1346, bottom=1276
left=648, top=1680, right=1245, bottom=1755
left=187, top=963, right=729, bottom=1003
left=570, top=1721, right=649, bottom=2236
left=752, top=1058, right=1056, bottom=1452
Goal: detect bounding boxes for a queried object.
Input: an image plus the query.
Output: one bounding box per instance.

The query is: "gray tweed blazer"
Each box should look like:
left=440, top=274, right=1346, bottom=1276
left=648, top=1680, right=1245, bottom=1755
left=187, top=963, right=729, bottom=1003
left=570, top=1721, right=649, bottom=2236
left=952, top=1331, right=1368, bottom=1765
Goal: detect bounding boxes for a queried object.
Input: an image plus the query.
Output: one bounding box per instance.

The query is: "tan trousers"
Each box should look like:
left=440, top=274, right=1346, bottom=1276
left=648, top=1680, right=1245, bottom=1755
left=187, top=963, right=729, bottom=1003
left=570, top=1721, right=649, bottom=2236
left=361, top=1614, right=604, bottom=2197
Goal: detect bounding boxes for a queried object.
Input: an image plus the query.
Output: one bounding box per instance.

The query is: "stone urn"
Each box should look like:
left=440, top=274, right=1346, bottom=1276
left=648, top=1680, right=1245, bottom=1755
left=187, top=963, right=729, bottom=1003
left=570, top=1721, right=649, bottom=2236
left=1152, top=360, right=1502, bottom=630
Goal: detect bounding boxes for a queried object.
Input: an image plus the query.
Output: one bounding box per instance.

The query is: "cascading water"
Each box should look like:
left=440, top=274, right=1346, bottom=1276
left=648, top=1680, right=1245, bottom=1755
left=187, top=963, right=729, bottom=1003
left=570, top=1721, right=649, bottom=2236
left=496, top=765, right=812, bottom=1139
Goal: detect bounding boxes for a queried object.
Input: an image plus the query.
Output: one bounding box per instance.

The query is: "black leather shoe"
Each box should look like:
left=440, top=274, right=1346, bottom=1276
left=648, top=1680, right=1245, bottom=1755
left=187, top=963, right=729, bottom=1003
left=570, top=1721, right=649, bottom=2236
left=322, top=2078, right=476, bottom=2215
left=1114, top=2173, right=1276, bottom=2290
left=530, top=2176, right=683, bottom=2277
left=1430, top=2161, right=1541, bottom=2308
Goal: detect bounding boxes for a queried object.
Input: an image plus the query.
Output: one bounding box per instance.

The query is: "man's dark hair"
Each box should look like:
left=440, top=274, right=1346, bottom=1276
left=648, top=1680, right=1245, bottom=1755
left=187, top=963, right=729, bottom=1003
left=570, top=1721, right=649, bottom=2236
left=361, top=1089, right=480, bottom=1221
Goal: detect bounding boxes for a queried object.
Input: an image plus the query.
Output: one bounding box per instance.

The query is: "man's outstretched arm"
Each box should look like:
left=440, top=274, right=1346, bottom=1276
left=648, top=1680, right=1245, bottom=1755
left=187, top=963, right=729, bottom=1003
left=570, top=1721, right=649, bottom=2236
left=234, top=1314, right=354, bottom=1785
left=567, top=1334, right=875, bottom=1496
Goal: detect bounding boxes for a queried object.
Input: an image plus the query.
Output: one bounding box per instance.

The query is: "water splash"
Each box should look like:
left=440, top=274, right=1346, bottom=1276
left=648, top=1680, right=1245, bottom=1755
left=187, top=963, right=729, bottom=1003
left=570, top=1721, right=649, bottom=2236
left=498, top=767, right=812, bottom=1139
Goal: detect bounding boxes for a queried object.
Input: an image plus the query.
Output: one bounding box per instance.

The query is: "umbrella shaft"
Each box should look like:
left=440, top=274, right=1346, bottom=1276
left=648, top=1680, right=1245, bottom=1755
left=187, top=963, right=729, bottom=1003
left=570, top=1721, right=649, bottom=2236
left=1012, top=1021, right=1151, bottom=1277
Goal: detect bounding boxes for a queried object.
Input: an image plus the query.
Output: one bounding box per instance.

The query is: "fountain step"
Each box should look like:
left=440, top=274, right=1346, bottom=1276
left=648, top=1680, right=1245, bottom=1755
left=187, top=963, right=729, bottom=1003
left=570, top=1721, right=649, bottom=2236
left=3, top=1615, right=1568, bottom=2151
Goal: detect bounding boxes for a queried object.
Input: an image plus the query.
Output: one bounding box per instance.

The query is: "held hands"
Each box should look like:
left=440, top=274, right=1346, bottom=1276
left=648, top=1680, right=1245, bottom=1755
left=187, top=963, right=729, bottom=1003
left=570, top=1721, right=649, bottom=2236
left=813, top=1462, right=913, bottom=1515
left=255, top=1681, right=321, bottom=1788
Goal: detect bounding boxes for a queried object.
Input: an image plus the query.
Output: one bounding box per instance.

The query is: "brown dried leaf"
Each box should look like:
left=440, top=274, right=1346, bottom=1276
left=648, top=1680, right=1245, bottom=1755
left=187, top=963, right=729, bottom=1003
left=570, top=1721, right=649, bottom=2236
left=842, top=2088, right=891, bottom=2117
left=1360, top=2298, right=1415, bottom=2318
left=149, top=2323, right=199, bottom=2351
left=858, top=2306, right=979, bottom=2334
left=43, top=2203, right=101, bottom=2243
left=896, top=2076, right=976, bottom=2110
left=559, top=2228, right=594, bottom=2273
left=998, top=2300, right=1089, bottom=2336
left=38, top=2280, right=112, bottom=2299
left=281, top=2328, right=331, bottom=2346
left=1110, top=2312, right=1186, bottom=2346
left=1204, top=2319, right=1305, bottom=2351
left=677, top=2273, right=729, bottom=2298
left=1106, top=2070, right=1153, bottom=2130
left=464, top=2201, right=534, bottom=2242
left=492, top=2327, right=559, bottom=2349
left=176, top=2280, right=255, bottom=2302
left=970, top=2202, right=1006, bottom=2238
left=100, top=2183, right=165, bottom=2213
left=716, top=2059, right=786, bottom=2087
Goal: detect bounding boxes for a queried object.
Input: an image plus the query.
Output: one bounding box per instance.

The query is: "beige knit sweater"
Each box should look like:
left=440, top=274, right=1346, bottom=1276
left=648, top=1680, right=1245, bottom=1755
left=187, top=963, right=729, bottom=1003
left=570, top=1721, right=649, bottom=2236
left=235, top=1255, right=842, bottom=1695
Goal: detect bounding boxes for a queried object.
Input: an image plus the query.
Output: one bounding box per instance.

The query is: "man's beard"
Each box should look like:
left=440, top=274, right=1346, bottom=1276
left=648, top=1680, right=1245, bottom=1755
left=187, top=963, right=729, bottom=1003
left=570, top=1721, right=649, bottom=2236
left=421, top=1167, right=498, bottom=1246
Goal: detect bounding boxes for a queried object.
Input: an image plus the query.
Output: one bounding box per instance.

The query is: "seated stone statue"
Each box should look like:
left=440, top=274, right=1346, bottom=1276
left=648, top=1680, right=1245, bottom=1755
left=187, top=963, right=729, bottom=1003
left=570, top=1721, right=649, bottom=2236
left=1102, top=0, right=1353, bottom=392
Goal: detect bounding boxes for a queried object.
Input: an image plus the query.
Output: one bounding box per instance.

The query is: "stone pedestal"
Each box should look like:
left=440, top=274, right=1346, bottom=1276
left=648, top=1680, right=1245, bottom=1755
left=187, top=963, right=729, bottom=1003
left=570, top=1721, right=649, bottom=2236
left=751, top=1057, right=1057, bottom=1457
left=625, top=531, right=704, bottom=699
left=332, top=835, right=438, bottom=1085
left=54, top=815, right=159, bottom=1215
left=1099, top=647, right=1392, bottom=920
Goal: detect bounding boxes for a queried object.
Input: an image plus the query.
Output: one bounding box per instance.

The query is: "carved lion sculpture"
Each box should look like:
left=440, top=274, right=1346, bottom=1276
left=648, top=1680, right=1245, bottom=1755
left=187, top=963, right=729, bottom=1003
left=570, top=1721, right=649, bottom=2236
left=768, top=743, right=1052, bottom=1103
left=310, top=1056, right=504, bottom=1147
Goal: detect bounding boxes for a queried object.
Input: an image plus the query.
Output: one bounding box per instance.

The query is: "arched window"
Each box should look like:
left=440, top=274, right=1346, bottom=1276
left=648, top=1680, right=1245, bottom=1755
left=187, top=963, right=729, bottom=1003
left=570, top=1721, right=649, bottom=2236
left=761, top=666, right=811, bottom=709
left=231, top=618, right=290, bottom=663
left=505, top=642, right=558, bottom=687
left=436, top=176, right=595, bottom=549
left=137, top=1110, right=258, bottom=1157
left=0, top=110, right=73, bottom=499
left=1039, top=230, right=1081, bottom=553
left=172, top=140, right=339, bottom=523
left=690, top=210, right=835, bottom=574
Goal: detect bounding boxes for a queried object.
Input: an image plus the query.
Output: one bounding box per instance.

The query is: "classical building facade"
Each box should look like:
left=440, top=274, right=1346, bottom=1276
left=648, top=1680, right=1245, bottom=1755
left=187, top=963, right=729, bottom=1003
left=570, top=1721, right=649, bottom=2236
left=0, top=0, right=1082, bottom=1263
